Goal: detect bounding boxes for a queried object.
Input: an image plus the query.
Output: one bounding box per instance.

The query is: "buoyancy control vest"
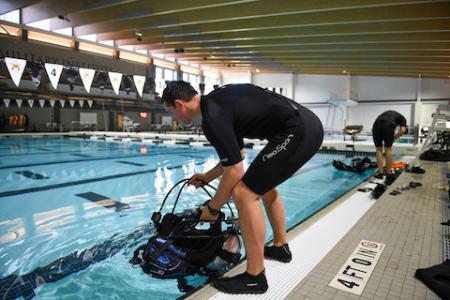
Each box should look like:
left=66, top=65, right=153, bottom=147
left=130, top=179, right=241, bottom=279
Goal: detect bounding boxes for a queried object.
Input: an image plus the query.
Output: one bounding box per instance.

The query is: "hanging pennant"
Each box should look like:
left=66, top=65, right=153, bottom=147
left=16, top=99, right=23, bottom=108
left=108, top=71, right=123, bottom=95
left=28, top=62, right=45, bottom=87
left=28, top=99, right=34, bottom=107
left=50, top=100, right=56, bottom=108
left=5, top=57, right=27, bottom=87
left=69, top=100, right=75, bottom=108
left=3, top=99, right=10, bottom=108
left=87, top=100, right=93, bottom=108
left=45, top=63, right=63, bottom=90
left=59, top=99, right=65, bottom=107
left=133, top=75, right=146, bottom=97
left=79, top=68, right=95, bottom=93
left=39, top=99, right=45, bottom=107
left=79, top=100, right=84, bottom=108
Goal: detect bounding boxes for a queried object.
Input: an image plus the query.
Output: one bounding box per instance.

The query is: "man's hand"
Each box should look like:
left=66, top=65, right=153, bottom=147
left=188, top=173, right=208, bottom=188
left=394, top=126, right=407, bottom=140
left=199, top=205, right=219, bottom=222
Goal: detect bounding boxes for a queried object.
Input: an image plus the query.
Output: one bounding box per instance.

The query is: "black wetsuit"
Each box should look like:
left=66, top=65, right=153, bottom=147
left=201, top=84, right=324, bottom=195
left=372, top=110, right=407, bottom=148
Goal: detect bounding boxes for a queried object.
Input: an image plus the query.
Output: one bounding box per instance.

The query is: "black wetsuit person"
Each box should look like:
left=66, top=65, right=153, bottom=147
left=162, top=82, right=323, bottom=294
left=372, top=110, right=407, bottom=179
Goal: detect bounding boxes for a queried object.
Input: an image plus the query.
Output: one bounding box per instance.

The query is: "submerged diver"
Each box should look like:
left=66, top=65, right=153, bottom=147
left=162, top=81, right=323, bottom=294
left=372, top=110, right=407, bottom=181
left=0, top=225, right=153, bottom=300
left=332, top=157, right=377, bottom=174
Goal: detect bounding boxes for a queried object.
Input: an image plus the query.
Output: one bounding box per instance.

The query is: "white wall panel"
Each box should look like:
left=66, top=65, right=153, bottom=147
left=422, top=78, right=450, bottom=99
left=221, top=72, right=251, bottom=84
left=252, top=73, right=293, bottom=98
left=351, top=76, right=417, bottom=100
left=295, top=74, right=349, bottom=103
left=209, top=72, right=449, bottom=131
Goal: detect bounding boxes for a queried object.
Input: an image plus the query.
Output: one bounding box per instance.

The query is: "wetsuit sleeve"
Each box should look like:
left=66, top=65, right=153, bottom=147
left=398, top=115, right=407, bottom=127
left=202, top=116, right=243, bottom=167
left=237, top=137, right=244, bottom=150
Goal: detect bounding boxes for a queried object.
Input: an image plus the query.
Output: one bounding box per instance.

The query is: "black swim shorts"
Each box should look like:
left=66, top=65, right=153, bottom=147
left=242, top=106, right=323, bottom=195
left=372, top=119, right=396, bottom=148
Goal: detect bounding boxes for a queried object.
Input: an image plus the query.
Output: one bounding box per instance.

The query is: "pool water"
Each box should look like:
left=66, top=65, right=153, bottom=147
left=323, top=133, right=415, bottom=144
left=0, top=137, right=375, bottom=299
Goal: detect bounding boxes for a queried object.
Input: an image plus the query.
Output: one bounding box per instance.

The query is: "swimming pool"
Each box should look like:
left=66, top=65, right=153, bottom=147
left=0, top=137, right=375, bottom=299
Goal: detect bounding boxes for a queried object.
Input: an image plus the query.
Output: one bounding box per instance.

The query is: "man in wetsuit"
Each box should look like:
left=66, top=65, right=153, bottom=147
left=162, top=81, right=323, bottom=294
left=372, top=110, right=407, bottom=180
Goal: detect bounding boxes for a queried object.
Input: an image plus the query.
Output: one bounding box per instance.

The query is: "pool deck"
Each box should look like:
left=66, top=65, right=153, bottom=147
left=185, top=161, right=447, bottom=299
left=183, top=156, right=447, bottom=300
left=286, top=159, right=447, bottom=300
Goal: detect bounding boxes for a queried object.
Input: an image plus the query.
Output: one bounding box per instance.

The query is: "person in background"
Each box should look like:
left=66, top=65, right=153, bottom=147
left=372, top=110, right=407, bottom=181
left=161, top=81, right=323, bottom=294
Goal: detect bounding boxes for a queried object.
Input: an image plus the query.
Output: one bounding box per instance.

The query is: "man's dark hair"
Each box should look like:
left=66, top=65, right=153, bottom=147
left=161, top=81, right=198, bottom=106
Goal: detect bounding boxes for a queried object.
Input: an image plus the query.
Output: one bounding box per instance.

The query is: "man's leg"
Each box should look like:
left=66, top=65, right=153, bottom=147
left=375, top=147, right=384, bottom=173
left=262, top=188, right=287, bottom=246
left=385, top=147, right=393, bottom=174
left=232, top=181, right=266, bottom=275
left=212, top=181, right=268, bottom=294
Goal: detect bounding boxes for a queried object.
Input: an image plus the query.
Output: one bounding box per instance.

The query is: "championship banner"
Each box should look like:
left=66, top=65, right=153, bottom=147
left=50, top=100, right=56, bottom=108
left=87, top=100, right=93, bottom=108
left=133, top=75, right=146, bottom=97
left=28, top=99, right=34, bottom=107
left=39, top=99, right=45, bottom=107
left=79, top=100, right=84, bottom=108
left=108, top=71, right=123, bottom=95
left=5, top=57, right=27, bottom=87
left=4, top=99, right=10, bottom=108
left=16, top=99, right=23, bottom=108
left=45, top=63, right=63, bottom=90
left=69, top=100, right=75, bottom=108
left=79, top=68, right=96, bottom=93
left=59, top=100, right=65, bottom=107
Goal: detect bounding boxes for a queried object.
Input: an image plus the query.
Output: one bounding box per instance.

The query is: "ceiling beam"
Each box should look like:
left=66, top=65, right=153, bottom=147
left=113, top=18, right=450, bottom=46
left=118, top=32, right=450, bottom=52
left=74, top=1, right=449, bottom=37
left=0, top=0, right=39, bottom=15
left=22, top=0, right=87, bottom=24
left=50, top=0, right=258, bottom=30
left=145, top=41, right=450, bottom=53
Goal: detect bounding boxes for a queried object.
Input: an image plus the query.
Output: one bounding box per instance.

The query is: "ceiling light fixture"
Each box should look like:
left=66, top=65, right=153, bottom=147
left=135, top=32, right=143, bottom=42
left=57, top=15, right=70, bottom=22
